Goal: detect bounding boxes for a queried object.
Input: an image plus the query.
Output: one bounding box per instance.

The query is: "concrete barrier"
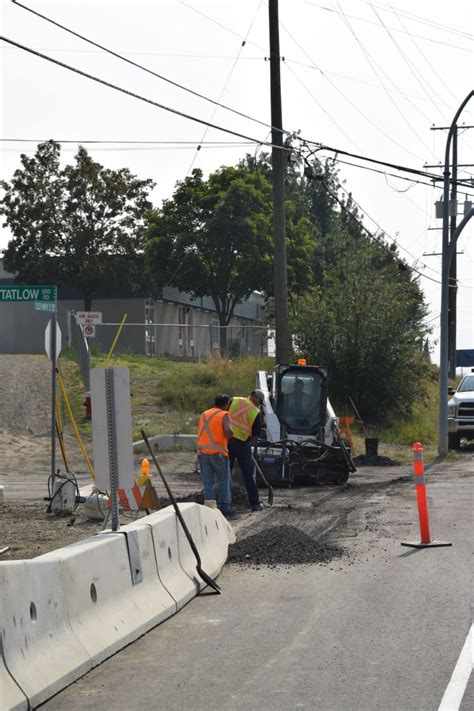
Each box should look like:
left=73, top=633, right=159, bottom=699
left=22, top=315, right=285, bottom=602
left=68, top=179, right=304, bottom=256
left=41, top=526, right=176, bottom=668
left=0, top=661, right=28, bottom=711
left=196, top=505, right=236, bottom=578
left=133, top=433, right=197, bottom=454
left=142, top=510, right=199, bottom=609
left=159, top=503, right=233, bottom=592
left=0, top=559, right=91, bottom=708
left=0, top=503, right=234, bottom=709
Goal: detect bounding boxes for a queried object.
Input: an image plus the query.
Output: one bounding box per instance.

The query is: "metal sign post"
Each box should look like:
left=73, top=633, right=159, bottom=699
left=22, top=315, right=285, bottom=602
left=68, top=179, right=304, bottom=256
left=105, top=368, right=120, bottom=531
left=45, top=315, right=61, bottom=486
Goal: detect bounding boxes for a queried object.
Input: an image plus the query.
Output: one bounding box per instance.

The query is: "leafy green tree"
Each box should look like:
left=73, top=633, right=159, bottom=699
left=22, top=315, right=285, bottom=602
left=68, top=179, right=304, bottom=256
left=145, top=164, right=314, bottom=352
left=293, top=234, right=429, bottom=421
left=1, top=140, right=154, bottom=309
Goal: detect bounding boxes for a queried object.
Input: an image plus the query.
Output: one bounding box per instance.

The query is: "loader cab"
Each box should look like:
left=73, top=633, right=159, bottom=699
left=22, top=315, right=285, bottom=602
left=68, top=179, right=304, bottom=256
left=274, top=364, right=328, bottom=437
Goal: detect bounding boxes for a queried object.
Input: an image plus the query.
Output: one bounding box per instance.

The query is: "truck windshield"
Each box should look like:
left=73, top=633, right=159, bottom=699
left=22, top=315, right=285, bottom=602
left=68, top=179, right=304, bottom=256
left=278, top=372, right=324, bottom=431
left=458, top=375, right=474, bottom=392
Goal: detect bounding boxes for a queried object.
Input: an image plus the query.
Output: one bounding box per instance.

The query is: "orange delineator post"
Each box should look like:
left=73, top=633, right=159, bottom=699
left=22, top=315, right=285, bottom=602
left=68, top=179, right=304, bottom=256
left=401, top=441, right=452, bottom=549
left=412, top=442, right=431, bottom=544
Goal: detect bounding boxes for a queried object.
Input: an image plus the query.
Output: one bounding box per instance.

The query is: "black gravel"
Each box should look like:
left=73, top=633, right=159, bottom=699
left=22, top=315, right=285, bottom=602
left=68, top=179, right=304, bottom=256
left=353, top=454, right=401, bottom=467
left=228, top=524, right=343, bottom=567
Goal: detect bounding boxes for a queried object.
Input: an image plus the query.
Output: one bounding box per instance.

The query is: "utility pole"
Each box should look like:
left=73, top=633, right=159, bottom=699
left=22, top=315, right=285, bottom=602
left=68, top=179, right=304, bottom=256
left=448, top=128, right=457, bottom=379
left=438, top=91, right=474, bottom=456
left=268, top=0, right=290, bottom=363
left=430, top=124, right=474, bottom=378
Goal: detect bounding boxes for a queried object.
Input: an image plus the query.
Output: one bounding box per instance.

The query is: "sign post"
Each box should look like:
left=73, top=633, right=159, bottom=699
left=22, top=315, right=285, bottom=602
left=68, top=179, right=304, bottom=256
left=45, top=315, right=62, bottom=490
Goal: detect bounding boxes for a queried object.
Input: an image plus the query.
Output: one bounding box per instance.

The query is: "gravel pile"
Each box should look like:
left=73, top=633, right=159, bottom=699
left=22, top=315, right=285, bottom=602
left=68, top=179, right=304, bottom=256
left=228, top=524, right=343, bottom=567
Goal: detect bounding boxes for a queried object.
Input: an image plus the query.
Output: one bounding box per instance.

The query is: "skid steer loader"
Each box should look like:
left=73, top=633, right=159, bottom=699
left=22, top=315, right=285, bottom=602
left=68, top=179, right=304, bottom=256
left=255, top=362, right=356, bottom=486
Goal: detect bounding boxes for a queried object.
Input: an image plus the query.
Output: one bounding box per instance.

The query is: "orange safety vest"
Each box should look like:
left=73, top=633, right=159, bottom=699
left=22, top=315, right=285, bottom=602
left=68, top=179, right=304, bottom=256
left=228, top=397, right=260, bottom=442
left=197, top=407, right=229, bottom=456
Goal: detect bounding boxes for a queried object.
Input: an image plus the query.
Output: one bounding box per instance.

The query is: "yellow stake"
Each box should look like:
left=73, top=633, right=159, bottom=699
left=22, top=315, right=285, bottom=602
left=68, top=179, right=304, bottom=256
left=103, top=313, right=128, bottom=367
left=56, top=368, right=96, bottom=481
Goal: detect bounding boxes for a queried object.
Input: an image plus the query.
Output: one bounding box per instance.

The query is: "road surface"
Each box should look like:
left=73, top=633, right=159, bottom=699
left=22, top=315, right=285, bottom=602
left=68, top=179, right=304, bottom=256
left=42, top=455, right=473, bottom=711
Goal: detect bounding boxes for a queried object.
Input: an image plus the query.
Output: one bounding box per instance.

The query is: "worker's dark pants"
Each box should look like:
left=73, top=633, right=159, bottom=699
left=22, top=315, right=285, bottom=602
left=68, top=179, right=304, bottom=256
left=228, top=438, right=260, bottom=508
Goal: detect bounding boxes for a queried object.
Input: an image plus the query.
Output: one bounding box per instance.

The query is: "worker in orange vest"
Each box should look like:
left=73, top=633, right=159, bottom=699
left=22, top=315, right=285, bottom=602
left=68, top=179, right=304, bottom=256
left=197, top=394, right=234, bottom=517
left=228, top=390, right=265, bottom=512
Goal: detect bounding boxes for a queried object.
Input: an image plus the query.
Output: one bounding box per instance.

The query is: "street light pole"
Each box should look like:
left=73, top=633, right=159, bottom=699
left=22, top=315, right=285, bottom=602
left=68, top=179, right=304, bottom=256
left=438, top=91, right=474, bottom=455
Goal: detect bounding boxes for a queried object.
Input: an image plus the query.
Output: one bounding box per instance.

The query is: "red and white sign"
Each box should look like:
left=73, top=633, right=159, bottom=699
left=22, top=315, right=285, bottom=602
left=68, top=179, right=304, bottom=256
left=75, top=311, right=102, bottom=325
left=83, top=323, right=96, bottom=337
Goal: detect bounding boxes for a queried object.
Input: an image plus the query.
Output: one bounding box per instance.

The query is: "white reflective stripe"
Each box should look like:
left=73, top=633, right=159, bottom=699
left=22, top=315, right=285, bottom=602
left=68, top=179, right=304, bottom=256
left=414, top=476, right=426, bottom=485
left=413, top=452, right=424, bottom=461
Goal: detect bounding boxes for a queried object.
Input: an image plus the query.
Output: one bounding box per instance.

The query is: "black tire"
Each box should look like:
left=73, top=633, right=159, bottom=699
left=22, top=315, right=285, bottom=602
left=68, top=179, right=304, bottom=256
left=448, top=433, right=461, bottom=450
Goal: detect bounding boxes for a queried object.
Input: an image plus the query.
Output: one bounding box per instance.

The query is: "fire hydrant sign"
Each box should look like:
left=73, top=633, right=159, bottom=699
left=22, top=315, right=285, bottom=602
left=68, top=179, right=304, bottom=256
left=76, top=312, right=102, bottom=337
left=75, top=311, right=102, bottom=325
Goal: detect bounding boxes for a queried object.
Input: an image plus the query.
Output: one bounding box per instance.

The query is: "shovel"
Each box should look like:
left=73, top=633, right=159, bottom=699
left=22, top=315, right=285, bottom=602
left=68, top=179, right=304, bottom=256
left=252, top=455, right=274, bottom=506
left=141, top=430, right=221, bottom=595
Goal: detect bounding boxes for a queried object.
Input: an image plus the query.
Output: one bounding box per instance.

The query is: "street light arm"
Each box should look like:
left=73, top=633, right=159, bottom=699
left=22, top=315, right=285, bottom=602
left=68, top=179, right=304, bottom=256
left=447, top=208, right=474, bottom=269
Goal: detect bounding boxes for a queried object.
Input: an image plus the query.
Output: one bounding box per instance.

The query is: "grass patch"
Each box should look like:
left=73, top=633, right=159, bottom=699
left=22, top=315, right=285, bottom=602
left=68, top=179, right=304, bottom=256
left=57, top=353, right=274, bottom=441
left=56, top=353, right=445, bottom=462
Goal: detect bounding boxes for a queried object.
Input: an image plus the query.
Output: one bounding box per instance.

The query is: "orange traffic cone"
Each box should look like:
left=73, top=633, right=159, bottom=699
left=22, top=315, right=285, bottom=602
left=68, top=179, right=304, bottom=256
left=401, top=442, right=451, bottom=548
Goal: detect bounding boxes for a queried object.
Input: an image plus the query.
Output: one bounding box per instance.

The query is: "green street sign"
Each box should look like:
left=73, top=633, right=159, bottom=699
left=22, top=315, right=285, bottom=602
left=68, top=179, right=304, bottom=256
left=0, top=285, right=57, bottom=303
left=35, top=301, right=57, bottom=313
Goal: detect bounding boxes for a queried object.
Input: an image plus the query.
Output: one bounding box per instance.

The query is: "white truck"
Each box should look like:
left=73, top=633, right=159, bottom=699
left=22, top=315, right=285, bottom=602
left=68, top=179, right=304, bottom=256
left=448, top=373, right=474, bottom=449
left=255, top=362, right=356, bottom=485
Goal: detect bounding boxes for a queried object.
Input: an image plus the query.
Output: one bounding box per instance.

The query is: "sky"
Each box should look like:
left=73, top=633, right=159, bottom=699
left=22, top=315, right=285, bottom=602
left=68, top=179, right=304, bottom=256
left=0, top=0, right=473, bottom=363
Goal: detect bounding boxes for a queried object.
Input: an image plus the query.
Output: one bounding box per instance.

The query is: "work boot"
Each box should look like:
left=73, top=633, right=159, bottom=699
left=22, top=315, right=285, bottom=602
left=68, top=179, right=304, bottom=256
left=223, top=509, right=238, bottom=520
left=251, top=503, right=263, bottom=512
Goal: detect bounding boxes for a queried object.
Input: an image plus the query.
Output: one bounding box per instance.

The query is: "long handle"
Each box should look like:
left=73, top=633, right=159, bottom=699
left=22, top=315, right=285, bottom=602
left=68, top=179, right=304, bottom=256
left=252, top=455, right=274, bottom=506
left=141, top=430, right=221, bottom=593
left=348, top=396, right=368, bottom=437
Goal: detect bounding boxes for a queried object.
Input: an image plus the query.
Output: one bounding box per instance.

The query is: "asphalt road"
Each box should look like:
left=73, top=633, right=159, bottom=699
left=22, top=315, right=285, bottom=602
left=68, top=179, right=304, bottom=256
left=42, top=455, right=473, bottom=711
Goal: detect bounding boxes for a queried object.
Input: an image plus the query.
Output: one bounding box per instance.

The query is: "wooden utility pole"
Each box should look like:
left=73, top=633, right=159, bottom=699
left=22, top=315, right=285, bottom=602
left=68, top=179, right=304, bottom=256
left=268, top=0, right=290, bottom=363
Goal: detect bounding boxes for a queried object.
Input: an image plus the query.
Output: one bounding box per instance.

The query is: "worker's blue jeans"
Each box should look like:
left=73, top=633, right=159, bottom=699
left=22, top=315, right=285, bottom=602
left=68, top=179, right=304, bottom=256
left=197, top=453, right=232, bottom=513
left=228, top=438, right=260, bottom=508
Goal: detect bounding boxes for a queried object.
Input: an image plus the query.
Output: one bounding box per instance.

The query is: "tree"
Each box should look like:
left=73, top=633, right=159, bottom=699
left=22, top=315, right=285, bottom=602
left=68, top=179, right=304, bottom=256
left=1, top=140, right=154, bottom=309
left=145, top=164, right=314, bottom=352
left=293, top=235, right=429, bottom=421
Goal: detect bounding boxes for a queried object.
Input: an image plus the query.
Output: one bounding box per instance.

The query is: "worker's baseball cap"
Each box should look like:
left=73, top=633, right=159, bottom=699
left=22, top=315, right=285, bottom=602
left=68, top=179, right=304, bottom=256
left=251, top=389, right=265, bottom=402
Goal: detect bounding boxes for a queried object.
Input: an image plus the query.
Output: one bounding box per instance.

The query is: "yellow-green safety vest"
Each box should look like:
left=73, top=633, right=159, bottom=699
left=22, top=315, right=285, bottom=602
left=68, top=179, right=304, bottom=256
left=228, top=397, right=260, bottom=441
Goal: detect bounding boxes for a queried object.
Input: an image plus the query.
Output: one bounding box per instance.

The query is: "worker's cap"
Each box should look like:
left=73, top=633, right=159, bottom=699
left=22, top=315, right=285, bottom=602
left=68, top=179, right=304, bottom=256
left=250, top=389, right=265, bottom=403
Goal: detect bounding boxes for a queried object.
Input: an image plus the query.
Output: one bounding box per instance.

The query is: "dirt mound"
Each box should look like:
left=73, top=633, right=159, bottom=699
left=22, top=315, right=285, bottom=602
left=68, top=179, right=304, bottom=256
left=0, top=355, right=51, bottom=436
left=228, top=524, right=343, bottom=567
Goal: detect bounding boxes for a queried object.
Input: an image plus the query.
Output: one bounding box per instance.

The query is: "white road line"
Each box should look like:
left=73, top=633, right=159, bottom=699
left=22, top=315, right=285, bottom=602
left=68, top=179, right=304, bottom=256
left=438, top=624, right=473, bottom=711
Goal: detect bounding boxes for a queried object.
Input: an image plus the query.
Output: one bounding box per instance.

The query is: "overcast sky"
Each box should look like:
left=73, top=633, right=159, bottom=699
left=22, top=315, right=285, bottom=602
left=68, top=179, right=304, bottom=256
left=1, top=0, right=473, bottom=363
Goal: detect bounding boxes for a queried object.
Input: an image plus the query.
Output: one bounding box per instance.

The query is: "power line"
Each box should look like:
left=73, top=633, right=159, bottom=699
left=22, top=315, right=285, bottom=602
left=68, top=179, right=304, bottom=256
left=186, top=0, right=264, bottom=174
left=304, top=151, right=444, bottom=281
left=324, top=177, right=443, bottom=284
left=11, top=0, right=276, bottom=137
left=367, top=0, right=474, bottom=42
left=305, top=2, right=473, bottom=50
left=283, top=61, right=361, bottom=151
left=0, top=138, right=256, bottom=145
left=0, top=36, right=280, bottom=149
left=368, top=2, right=450, bottom=122
left=279, top=16, right=422, bottom=161
left=303, top=140, right=474, bottom=188
left=334, top=0, right=434, bottom=157
left=386, top=2, right=461, bottom=106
